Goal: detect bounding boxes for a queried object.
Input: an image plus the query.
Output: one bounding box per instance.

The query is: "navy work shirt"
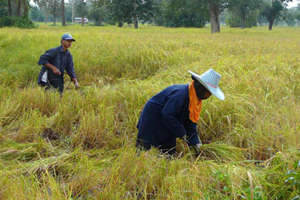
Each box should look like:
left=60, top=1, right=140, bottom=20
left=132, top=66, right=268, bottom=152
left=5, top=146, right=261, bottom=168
left=137, top=84, right=201, bottom=150
left=38, top=45, right=77, bottom=84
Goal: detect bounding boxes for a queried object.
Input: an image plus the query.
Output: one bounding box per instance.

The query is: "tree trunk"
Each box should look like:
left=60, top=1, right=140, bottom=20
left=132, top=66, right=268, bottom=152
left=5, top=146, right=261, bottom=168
left=268, top=17, right=275, bottom=30
left=241, top=13, right=245, bottom=29
left=133, top=0, right=138, bottom=29
left=97, top=17, right=102, bottom=25
left=8, top=0, right=12, bottom=16
left=118, top=21, right=123, bottom=27
left=17, top=0, right=22, bottom=17
left=81, top=16, right=84, bottom=26
left=134, top=15, right=138, bottom=29
left=209, top=2, right=220, bottom=33
left=22, top=0, right=28, bottom=17
left=61, top=0, right=66, bottom=26
left=72, top=3, right=74, bottom=24
left=45, top=10, right=48, bottom=24
left=53, top=15, right=56, bottom=26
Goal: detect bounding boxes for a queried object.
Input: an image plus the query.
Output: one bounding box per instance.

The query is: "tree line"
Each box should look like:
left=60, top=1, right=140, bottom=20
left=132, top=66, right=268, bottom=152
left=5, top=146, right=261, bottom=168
left=1, top=0, right=300, bottom=32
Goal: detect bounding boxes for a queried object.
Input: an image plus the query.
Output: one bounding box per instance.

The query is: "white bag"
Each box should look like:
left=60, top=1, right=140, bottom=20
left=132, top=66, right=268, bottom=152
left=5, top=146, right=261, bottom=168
left=41, top=70, right=48, bottom=83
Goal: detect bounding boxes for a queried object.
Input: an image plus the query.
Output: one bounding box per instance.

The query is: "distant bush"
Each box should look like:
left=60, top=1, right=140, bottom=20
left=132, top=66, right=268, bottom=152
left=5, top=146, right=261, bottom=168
left=0, top=16, right=15, bottom=27
left=0, top=16, right=35, bottom=29
left=15, top=17, right=35, bottom=28
left=164, top=12, right=206, bottom=28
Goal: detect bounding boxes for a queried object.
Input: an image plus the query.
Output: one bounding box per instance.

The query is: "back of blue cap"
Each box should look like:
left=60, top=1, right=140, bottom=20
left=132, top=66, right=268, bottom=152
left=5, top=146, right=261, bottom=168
left=61, top=33, right=75, bottom=41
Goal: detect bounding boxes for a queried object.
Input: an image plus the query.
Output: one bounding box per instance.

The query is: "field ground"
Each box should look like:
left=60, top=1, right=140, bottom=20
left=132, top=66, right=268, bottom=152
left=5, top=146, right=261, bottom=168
left=0, top=25, right=299, bottom=199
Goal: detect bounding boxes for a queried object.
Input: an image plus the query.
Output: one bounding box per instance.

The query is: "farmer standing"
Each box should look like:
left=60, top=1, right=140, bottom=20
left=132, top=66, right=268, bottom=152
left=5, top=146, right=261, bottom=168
left=38, top=33, right=80, bottom=93
left=136, top=68, right=225, bottom=156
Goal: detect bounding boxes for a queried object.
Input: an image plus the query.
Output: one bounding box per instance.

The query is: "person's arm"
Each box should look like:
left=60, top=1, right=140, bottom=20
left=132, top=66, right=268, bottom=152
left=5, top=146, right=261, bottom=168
left=162, top=91, right=186, bottom=138
left=44, top=63, right=61, bottom=75
left=183, top=120, right=202, bottom=156
left=65, top=54, right=80, bottom=89
left=184, top=120, right=202, bottom=146
left=38, top=48, right=61, bottom=75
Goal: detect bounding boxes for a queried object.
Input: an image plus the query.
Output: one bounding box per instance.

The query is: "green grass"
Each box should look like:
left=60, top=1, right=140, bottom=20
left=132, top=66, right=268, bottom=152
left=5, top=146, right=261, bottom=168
left=0, top=25, right=300, bottom=199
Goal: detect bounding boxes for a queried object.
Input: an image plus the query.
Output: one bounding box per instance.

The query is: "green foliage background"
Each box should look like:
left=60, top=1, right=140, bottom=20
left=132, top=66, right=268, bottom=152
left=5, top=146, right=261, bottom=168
left=0, top=25, right=300, bottom=199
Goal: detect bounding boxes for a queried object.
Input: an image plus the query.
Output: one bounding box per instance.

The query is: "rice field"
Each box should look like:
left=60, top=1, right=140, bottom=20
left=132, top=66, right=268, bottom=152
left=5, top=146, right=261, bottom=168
left=0, top=24, right=299, bottom=199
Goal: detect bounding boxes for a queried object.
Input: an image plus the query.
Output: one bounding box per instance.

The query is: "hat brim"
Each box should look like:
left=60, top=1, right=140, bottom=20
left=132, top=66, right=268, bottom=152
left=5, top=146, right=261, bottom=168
left=189, top=70, right=225, bottom=101
left=64, top=38, right=75, bottom=41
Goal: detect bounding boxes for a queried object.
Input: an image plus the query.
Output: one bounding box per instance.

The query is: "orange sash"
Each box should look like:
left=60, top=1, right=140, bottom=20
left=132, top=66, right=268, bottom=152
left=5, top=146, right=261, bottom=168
left=189, top=81, right=202, bottom=123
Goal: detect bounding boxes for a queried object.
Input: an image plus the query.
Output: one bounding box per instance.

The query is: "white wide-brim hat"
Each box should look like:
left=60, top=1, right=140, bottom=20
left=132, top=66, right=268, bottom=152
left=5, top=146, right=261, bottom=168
left=188, top=68, right=225, bottom=101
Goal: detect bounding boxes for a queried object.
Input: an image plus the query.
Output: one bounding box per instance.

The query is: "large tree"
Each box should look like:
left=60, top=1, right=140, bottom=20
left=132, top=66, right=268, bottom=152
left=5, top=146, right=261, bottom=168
left=281, top=6, right=300, bottom=26
left=131, top=0, right=157, bottom=28
left=297, top=3, right=300, bottom=23
left=0, top=0, right=8, bottom=17
left=226, top=9, right=260, bottom=28
left=227, top=0, right=263, bottom=28
left=208, top=0, right=221, bottom=33
left=30, top=6, right=45, bottom=21
left=8, top=0, right=12, bottom=16
left=75, top=0, right=88, bottom=26
left=3, top=0, right=31, bottom=17
left=199, top=0, right=226, bottom=33
left=48, top=0, right=61, bottom=25
left=89, top=0, right=108, bottom=26
left=261, top=0, right=292, bottom=30
left=108, top=0, right=131, bottom=27
left=23, top=0, right=29, bottom=17
left=64, top=3, right=73, bottom=22
left=162, top=0, right=209, bottom=28
left=17, top=0, right=22, bottom=16
left=61, top=0, right=66, bottom=26
left=107, top=0, right=157, bottom=28
left=38, top=0, right=50, bottom=24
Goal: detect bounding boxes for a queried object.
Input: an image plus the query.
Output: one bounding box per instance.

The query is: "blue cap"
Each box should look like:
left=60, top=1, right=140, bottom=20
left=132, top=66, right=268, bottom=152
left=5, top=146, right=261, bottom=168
left=61, top=33, right=75, bottom=41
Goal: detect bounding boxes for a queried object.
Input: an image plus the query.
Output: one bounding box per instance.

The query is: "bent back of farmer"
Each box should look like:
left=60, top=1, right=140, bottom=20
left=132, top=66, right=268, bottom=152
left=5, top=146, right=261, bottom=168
left=136, top=69, right=225, bottom=157
left=38, top=33, right=80, bottom=93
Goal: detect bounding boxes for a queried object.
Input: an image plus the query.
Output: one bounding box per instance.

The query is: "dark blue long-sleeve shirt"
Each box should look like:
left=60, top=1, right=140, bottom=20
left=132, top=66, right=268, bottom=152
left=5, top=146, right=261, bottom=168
left=38, top=45, right=77, bottom=81
left=137, top=84, right=201, bottom=150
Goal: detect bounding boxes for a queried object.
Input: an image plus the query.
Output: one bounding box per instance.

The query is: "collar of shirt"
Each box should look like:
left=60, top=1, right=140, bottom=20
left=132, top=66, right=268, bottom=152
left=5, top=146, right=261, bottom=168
left=59, top=45, right=69, bottom=53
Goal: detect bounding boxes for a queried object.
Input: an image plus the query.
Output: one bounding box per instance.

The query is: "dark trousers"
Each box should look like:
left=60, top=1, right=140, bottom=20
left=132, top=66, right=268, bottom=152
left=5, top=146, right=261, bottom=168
left=136, top=138, right=176, bottom=156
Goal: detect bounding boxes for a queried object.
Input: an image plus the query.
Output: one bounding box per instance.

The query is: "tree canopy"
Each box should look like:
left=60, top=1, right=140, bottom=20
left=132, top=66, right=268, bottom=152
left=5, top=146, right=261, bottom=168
left=1, top=0, right=299, bottom=30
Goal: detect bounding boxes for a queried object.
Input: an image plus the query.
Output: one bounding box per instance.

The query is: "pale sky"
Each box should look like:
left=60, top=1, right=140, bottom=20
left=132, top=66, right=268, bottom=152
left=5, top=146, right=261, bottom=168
left=287, top=1, right=300, bottom=8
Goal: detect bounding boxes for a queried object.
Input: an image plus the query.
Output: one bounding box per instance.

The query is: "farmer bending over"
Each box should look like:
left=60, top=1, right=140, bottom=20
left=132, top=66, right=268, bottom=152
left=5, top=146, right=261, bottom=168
left=38, top=33, right=80, bottom=93
left=136, top=68, right=225, bottom=156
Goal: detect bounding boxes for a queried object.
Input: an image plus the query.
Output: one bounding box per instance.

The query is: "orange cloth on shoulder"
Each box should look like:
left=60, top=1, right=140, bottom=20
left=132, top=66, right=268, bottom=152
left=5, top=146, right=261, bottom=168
left=189, top=80, right=202, bottom=123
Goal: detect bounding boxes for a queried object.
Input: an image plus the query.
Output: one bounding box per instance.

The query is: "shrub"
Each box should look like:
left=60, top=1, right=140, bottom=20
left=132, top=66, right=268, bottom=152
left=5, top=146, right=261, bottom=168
left=0, top=16, right=35, bottom=29
left=0, top=16, right=15, bottom=27
left=14, top=17, right=35, bottom=29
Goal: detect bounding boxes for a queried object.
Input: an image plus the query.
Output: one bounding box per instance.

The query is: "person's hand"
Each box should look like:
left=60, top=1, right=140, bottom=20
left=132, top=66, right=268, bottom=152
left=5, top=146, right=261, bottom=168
left=196, top=143, right=202, bottom=149
left=195, top=143, right=202, bottom=157
left=52, top=67, right=61, bottom=75
left=75, top=82, right=80, bottom=89
left=71, top=78, right=80, bottom=89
